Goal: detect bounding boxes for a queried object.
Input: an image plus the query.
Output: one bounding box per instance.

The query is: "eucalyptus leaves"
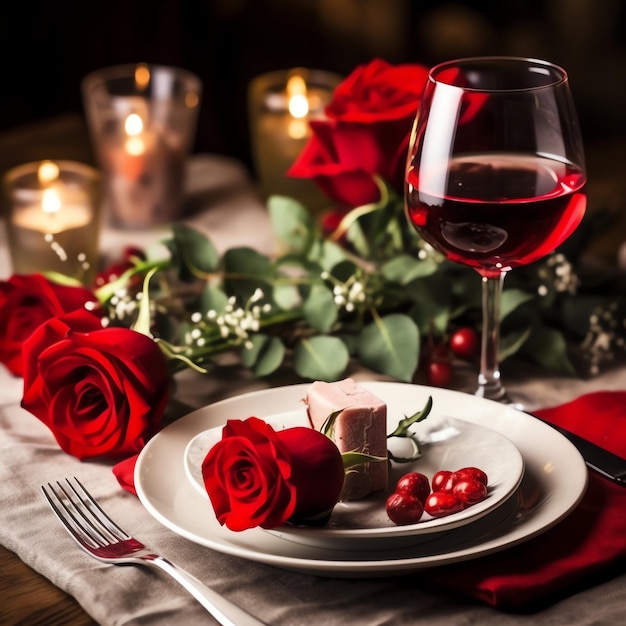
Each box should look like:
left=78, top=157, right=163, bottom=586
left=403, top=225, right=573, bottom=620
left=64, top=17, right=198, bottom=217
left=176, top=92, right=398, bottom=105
left=93, top=183, right=622, bottom=383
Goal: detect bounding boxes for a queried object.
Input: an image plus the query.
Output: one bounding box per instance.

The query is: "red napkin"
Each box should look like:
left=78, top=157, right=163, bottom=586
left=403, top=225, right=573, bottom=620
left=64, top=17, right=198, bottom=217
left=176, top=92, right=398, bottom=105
left=424, top=391, right=626, bottom=610
left=113, top=391, right=626, bottom=610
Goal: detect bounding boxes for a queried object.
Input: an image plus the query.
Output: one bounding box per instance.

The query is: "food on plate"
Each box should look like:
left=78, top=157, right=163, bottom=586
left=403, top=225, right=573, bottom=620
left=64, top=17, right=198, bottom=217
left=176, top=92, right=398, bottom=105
left=304, top=377, right=388, bottom=500
left=394, top=471, right=430, bottom=504
left=385, top=491, right=424, bottom=525
left=424, top=491, right=465, bottom=518
left=387, top=466, right=490, bottom=525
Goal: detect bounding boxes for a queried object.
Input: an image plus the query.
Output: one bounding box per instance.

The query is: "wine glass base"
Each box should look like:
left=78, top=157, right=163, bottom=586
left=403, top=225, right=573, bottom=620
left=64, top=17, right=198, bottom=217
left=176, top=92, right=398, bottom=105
left=474, top=386, right=532, bottom=413
left=474, top=384, right=527, bottom=411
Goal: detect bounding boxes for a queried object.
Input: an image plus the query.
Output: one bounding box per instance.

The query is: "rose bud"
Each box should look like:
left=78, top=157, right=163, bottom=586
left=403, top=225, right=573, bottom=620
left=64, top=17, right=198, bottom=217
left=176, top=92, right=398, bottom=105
left=202, top=417, right=344, bottom=532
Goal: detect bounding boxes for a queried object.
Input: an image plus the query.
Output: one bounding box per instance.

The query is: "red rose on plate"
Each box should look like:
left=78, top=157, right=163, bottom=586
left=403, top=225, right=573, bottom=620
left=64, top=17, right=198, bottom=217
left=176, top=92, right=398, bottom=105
left=288, top=58, right=429, bottom=207
left=202, top=416, right=345, bottom=531
left=21, top=309, right=170, bottom=460
left=0, top=274, right=97, bottom=377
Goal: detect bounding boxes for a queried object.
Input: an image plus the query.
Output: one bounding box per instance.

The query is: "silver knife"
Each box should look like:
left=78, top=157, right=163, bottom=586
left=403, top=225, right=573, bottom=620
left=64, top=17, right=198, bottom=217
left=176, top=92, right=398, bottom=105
left=530, top=412, right=626, bottom=486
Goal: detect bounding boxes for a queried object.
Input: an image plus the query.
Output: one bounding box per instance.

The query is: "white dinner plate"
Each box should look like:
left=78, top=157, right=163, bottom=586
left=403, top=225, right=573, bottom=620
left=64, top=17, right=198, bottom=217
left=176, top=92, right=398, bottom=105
left=183, top=406, right=525, bottom=549
left=135, top=382, right=588, bottom=576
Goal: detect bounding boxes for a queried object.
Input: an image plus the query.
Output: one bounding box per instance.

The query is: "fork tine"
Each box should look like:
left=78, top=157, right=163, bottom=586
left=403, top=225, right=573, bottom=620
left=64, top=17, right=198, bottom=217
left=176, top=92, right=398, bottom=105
left=66, top=477, right=131, bottom=542
left=41, top=480, right=101, bottom=550
left=41, top=478, right=130, bottom=551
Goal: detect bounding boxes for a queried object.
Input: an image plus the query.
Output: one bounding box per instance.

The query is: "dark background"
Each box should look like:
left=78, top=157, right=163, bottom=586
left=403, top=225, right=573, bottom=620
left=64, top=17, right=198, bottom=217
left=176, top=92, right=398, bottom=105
left=0, top=0, right=625, bottom=174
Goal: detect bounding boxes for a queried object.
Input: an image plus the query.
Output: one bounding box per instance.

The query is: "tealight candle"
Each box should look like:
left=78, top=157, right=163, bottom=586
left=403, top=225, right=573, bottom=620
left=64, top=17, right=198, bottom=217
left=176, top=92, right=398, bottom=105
left=248, top=68, right=342, bottom=215
left=82, top=63, right=202, bottom=229
left=3, top=160, right=103, bottom=284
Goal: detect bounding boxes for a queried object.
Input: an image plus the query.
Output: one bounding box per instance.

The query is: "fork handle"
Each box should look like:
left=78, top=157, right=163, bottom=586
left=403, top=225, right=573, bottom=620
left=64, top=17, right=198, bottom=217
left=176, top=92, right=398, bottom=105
left=143, top=554, right=267, bottom=626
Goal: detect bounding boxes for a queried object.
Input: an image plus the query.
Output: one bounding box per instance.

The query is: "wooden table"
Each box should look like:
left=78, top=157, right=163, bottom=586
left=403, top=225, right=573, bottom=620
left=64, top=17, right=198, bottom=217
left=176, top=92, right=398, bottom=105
left=1, top=544, right=97, bottom=625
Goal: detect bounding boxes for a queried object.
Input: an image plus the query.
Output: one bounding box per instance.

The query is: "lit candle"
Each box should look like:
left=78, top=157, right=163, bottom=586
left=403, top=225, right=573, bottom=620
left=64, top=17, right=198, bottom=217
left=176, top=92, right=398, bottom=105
left=115, top=110, right=154, bottom=181
left=82, top=63, right=202, bottom=228
left=4, top=160, right=102, bottom=283
left=248, top=68, right=342, bottom=214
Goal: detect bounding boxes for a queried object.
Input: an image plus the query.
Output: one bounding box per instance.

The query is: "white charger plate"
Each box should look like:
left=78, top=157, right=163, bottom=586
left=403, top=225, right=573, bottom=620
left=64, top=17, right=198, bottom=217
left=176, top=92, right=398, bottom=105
left=183, top=406, right=525, bottom=549
left=135, top=382, right=588, bottom=576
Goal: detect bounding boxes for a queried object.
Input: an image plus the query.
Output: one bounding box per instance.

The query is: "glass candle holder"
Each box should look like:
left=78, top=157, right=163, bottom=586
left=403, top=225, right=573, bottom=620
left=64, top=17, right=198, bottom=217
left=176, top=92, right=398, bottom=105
left=82, top=63, right=202, bottom=229
left=4, top=160, right=103, bottom=285
left=248, top=68, right=341, bottom=215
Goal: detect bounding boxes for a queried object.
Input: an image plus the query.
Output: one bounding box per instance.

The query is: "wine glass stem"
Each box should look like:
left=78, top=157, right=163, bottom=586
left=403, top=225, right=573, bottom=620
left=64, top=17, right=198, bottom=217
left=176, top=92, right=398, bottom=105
left=476, top=273, right=509, bottom=402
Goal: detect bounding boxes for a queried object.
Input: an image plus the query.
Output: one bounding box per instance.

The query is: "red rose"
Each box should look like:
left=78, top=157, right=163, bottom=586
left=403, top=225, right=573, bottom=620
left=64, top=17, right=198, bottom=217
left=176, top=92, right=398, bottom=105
left=0, top=274, right=97, bottom=377
left=202, top=417, right=345, bottom=531
left=94, top=246, right=146, bottom=289
left=288, top=58, right=429, bottom=206
left=21, top=309, right=170, bottom=460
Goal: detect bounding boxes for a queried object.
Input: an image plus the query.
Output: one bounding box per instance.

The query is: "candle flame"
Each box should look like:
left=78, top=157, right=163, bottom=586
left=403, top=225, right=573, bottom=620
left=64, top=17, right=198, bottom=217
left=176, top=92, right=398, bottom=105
left=42, top=188, right=62, bottom=215
left=124, top=113, right=146, bottom=156
left=287, top=75, right=309, bottom=119
left=37, top=161, right=60, bottom=185
left=135, top=64, right=150, bottom=91
left=185, top=91, right=200, bottom=109
left=125, top=113, right=144, bottom=135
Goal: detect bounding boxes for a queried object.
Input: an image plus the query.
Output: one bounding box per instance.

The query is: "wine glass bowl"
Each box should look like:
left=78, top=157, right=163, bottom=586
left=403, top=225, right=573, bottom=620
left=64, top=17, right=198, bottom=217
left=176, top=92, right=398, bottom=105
left=405, top=57, right=587, bottom=404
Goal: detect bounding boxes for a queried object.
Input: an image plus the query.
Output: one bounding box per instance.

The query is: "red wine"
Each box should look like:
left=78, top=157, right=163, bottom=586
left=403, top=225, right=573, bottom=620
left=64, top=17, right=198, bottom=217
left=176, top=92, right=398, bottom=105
left=406, top=154, right=587, bottom=278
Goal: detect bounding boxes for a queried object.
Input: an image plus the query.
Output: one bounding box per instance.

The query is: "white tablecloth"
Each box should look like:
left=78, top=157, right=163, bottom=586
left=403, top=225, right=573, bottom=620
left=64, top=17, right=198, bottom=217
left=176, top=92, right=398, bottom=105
left=1, top=155, right=624, bottom=626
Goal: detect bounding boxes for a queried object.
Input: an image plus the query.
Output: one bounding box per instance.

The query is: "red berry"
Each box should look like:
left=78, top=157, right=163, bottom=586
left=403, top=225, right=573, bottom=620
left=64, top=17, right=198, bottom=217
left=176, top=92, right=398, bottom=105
left=453, top=479, right=488, bottom=505
left=424, top=491, right=464, bottom=517
left=432, top=470, right=453, bottom=492
left=395, top=472, right=430, bottom=504
left=454, top=466, right=488, bottom=486
left=449, top=327, right=480, bottom=361
left=386, top=492, right=424, bottom=525
left=426, top=360, right=452, bottom=387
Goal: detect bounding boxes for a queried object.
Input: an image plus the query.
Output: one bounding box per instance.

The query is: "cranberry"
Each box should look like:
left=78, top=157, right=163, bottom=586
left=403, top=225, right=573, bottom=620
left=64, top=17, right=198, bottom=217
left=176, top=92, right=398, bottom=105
left=453, top=479, right=488, bottom=505
left=431, top=470, right=453, bottom=492
left=426, top=360, right=453, bottom=387
left=424, top=491, right=464, bottom=517
left=449, top=327, right=480, bottom=361
left=395, top=472, right=430, bottom=504
left=453, top=466, right=488, bottom=486
left=386, top=492, right=424, bottom=525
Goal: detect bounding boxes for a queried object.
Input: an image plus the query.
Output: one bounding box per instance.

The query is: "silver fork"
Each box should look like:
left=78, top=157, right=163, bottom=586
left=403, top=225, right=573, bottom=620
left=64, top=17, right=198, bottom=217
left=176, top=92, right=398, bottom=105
left=41, top=477, right=267, bottom=626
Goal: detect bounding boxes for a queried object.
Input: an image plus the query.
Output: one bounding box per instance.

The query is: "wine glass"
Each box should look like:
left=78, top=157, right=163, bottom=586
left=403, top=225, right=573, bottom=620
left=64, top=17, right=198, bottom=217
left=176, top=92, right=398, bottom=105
left=405, top=57, right=587, bottom=405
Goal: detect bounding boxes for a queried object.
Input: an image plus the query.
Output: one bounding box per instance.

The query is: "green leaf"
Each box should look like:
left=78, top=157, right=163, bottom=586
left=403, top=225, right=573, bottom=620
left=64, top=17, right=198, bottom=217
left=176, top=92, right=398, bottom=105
left=386, top=395, right=432, bottom=463
left=131, top=268, right=158, bottom=337
left=303, top=283, right=337, bottom=332
left=293, top=336, right=350, bottom=381
left=518, top=326, right=576, bottom=373
left=314, top=239, right=349, bottom=271
left=199, top=284, right=229, bottom=314
left=156, top=338, right=208, bottom=373
left=499, top=326, right=533, bottom=361
left=500, top=289, right=535, bottom=321
left=320, top=408, right=343, bottom=439
left=268, top=195, right=315, bottom=252
left=273, top=284, right=302, bottom=310
left=241, top=334, right=285, bottom=376
left=222, top=247, right=274, bottom=301
left=341, top=451, right=387, bottom=469
left=357, top=313, right=419, bottom=382
left=167, top=223, right=220, bottom=278
left=381, top=255, right=439, bottom=284
left=407, top=276, right=452, bottom=336
left=388, top=396, right=433, bottom=437
left=42, top=271, right=85, bottom=287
